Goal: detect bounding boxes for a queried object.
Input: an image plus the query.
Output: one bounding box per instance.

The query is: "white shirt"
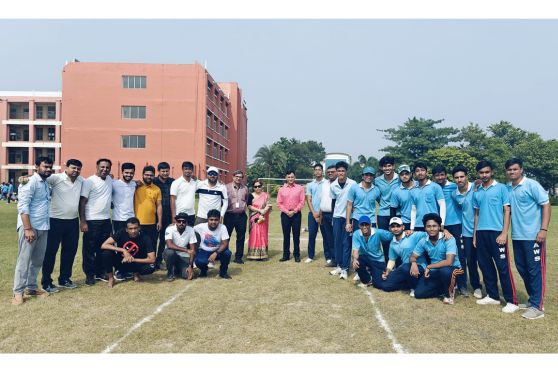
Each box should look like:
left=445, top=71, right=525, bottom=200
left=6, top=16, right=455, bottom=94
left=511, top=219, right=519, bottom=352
left=196, top=179, right=228, bottom=219
left=48, top=172, right=84, bottom=219
left=170, top=176, right=198, bottom=215
left=81, top=175, right=113, bottom=220
left=112, top=179, right=137, bottom=221
left=319, top=180, right=333, bottom=213
left=194, top=223, right=229, bottom=252
left=164, top=224, right=197, bottom=258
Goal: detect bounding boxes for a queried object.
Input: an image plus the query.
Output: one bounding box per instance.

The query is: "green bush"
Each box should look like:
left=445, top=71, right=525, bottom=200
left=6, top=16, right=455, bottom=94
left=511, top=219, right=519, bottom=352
left=550, top=196, right=558, bottom=206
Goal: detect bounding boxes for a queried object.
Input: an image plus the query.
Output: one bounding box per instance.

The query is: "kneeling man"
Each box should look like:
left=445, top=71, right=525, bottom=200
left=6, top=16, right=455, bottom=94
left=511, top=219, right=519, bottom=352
left=101, top=217, right=156, bottom=287
left=194, top=209, right=232, bottom=279
left=164, top=213, right=197, bottom=281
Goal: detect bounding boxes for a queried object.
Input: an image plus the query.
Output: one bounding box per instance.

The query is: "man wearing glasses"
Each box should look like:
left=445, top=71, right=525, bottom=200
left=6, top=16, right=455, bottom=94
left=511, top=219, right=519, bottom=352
left=163, top=213, right=197, bottom=281
left=224, top=170, right=248, bottom=264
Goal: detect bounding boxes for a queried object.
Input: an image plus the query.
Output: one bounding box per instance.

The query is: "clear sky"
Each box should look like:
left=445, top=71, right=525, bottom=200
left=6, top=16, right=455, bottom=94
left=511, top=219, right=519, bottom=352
left=1, top=20, right=557, bottom=163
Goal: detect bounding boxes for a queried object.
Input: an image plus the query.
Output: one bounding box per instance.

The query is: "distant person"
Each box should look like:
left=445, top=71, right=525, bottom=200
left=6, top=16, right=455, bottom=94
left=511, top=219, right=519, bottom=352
left=153, top=161, right=175, bottom=269
left=410, top=162, right=445, bottom=232
left=134, top=165, right=162, bottom=264
left=41, top=159, right=84, bottom=293
left=505, top=158, right=550, bottom=320
left=305, top=164, right=327, bottom=263
left=1, top=182, right=7, bottom=200
left=195, top=166, right=228, bottom=225
left=163, top=213, right=197, bottom=281
left=80, top=158, right=113, bottom=285
left=111, top=163, right=137, bottom=235
left=170, top=161, right=198, bottom=227
left=277, top=170, right=305, bottom=262
left=194, top=209, right=232, bottom=279
left=6, top=181, right=14, bottom=204
left=12, top=157, right=53, bottom=305
left=375, top=156, right=400, bottom=261
left=224, top=170, right=248, bottom=264
left=100, top=217, right=156, bottom=288
left=390, top=164, right=416, bottom=231
left=318, top=165, right=337, bottom=267
left=246, top=180, right=272, bottom=260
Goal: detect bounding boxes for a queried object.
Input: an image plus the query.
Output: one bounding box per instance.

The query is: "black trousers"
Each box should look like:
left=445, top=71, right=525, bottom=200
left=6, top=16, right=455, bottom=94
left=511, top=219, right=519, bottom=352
left=156, top=220, right=171, bottom=264
left=101, top=250, right=156, bottom=276
left=82, top=219, right=112, bottom=277
left=224, top=212, right=247, bottom=260
left=41, top=217, right=79, bottom=286
left=141, top=224, right=158, bottom=251
left=280, top=211, right=301, bottom=259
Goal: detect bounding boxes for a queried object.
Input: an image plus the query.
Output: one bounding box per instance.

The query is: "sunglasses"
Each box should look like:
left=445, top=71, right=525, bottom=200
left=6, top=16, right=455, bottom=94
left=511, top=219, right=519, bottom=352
left=254, top=185, right=262, bottom=188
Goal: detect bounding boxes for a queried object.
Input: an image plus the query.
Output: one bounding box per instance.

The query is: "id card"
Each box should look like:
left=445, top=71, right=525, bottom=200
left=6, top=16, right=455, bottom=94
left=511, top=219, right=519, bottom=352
left=235, top=202, right=240, bottom=208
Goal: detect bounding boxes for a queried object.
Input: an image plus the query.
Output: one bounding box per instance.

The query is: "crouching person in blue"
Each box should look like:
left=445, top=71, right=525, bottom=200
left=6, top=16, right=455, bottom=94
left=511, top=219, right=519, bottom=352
left=410, top=213, right=464, bottom=304
left=351, top=215, right=392, bottom=288
left=100, top=217, right=156, bottom=288
left=193, top=209, right=232, bottom=279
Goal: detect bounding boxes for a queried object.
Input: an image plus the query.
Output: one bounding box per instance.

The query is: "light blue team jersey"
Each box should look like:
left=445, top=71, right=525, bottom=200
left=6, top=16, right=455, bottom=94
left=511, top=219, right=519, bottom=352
left=330, top=178, right=357, bottom=218
left=410, top=180, right=444, bottom=228
left=473, top=181, right=510, bottom=231
left=352, top=228, right=393, bottom=262
left=16, top=173, right=51, bottom=231
left=388, top=231, right=428, bottom=267
left=507, top=177, right=549, bottom=241
left=306, top=178, right=325, bottom=212
left=375, top=174, right=401, bottom=217
left=413, top=236, right=461, bottom=270
left=453, top=182, right=475, bottom=237
left=347, top=182, right=381, bottom=222
left=390, top=183, right=417, bottom=223
left=440, top=181, right=462, bottom=226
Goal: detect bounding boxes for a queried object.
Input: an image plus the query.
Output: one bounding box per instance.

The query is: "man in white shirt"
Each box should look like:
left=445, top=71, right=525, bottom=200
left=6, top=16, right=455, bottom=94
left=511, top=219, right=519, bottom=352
left=41, top=159, right=84, bottom=293
left=318, top=164, right=337, bottom=266
left=163, top=213, right=197, bottom=281
left=111, top=162, right=137, bottom=234
left=79, top=158, right=113, bottom=286
left=194, top=209, right=232, bottom=279
left=195, top=166, right=228, bottom=225
left=170, top=161, right=198, bottom=227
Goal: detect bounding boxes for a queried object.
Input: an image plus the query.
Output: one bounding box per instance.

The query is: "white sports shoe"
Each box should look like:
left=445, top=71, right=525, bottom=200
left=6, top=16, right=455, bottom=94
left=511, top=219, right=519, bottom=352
left=476, top=296, right=500, bottom=305
left=443, top=297, right=454, bottom=305
left=207, top=262, right=215, bottom=269
left=473, top=288, right=483, bottom=299
left=409, top=289, right=415, bottom=297
left=304, top=258, right=314, bottom=263
left=326, top=259, right=332, bottom=265
left=501, top=303, right=520, bottom=314
left=339, top=270, right=348, bottom=280
left=330, top=267, right=342, bottom=276
left=352, top=273, right=360, bottom=282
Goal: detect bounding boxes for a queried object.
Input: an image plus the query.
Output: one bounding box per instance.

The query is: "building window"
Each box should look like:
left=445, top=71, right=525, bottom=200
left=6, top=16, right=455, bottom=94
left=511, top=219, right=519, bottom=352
left=225, top=102, right=229, bottom=116
left=220, top=96, right=225, bottom=112
left=219, top=146, right=223, bottom=160
left=122, top=106, right=146, bottom=119
left=206, top=139, right=211, bottom=155
left=36, top=128, right=43, bottom=141
left=36, top=106, right=44, bottom=120
left=206, top=111, right=212, bottom=128
left=23, top=108, right=29, bottom=119
left=224, top=149, right=228, bottom=162
left=207, top=81, right=213, bottom=96
left=224, top=126, right=229, bottom=139
left=48, top=127, right=55, bottom=141
left=122, top=135, right=146, bottom=148
left=213, top=143, right=218, bottom=158
left=219, top=122, right=224, bottom=137
left=214, top=89, right=219, bottom=103
left=213, top=116, right=217, bottom=131
left=123, top=75, right=147, bottom=89
left=47, top=105, right=56, bottom=120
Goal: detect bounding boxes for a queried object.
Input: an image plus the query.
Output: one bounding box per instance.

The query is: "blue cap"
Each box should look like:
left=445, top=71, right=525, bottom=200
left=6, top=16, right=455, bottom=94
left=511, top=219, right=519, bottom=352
left=362, top=166, right=376, bottom=175
left=358, top=215, right=371, bottom=225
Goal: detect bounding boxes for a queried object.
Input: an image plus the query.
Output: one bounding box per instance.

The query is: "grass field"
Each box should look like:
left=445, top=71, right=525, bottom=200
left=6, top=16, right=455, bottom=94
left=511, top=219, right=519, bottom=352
left=0, top=201, right=557, bottom=353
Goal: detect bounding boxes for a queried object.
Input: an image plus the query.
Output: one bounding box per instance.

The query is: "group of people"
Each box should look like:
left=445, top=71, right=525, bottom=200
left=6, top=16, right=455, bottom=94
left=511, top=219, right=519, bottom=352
left=277, top=156, right=550, bottom=320
left=11, top=157, right=272, bottom=305
left=1, top=181, right=15, bottom=203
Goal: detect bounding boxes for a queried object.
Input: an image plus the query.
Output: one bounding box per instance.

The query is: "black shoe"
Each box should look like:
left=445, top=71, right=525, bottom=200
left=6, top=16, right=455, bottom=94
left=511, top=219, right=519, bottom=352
left=43, top=284, right=60, bottom=293
left=219, top=273, right=232, bottom=279
left=95, top=274, right=109, bottom=282
left=199, top=270, right=208, bottom=278
left=59, top=280, right=77, bottom=289
left=85, top=275, right=96, bottom=286
left=279, top=257, right=290, bottom=262
left=166, top=273, right=175, bottom=282
left=294, top=256, right=301, bottom=263
left=233, top=258, right=244, bottom=264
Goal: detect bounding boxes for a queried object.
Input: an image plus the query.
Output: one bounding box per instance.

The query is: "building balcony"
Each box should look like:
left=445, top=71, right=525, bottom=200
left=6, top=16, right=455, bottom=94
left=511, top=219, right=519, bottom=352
left=2, top=142, right=61, bottom=148
left=2, top=119, right=62, bottom=126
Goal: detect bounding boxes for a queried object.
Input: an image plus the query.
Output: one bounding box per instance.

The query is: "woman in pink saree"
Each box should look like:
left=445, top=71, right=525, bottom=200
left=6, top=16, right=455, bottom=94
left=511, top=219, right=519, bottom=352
left=247, top=180, right=272, bottom=260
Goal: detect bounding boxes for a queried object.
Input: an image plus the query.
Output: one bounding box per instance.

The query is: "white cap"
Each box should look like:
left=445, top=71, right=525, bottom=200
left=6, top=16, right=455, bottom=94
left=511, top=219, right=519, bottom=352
left=389, top=217, right=403, bottom=225
left=207, top=166, right=219, bottom=175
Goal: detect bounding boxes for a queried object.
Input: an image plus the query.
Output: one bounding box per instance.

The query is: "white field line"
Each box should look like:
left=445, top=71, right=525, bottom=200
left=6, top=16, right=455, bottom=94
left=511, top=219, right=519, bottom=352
left=101, top=284, right=194, bottom=353
left=362, top=287, right=407, bottom=354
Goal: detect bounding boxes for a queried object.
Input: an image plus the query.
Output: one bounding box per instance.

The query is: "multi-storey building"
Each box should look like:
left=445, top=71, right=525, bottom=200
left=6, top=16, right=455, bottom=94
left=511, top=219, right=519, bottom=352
left=0, top=91, right=62, bottom=184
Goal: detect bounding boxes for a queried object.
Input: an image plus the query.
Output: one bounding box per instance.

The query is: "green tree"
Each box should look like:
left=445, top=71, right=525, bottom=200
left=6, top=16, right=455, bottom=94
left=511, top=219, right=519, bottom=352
left=348, top=155, right=379, bottom=181
left=253, top=143, right=287, bottom=179
left=513, top=138, right=558, bottom=194
left=273, top=137, right=326, bottom=179
left=423, top=147, right=478, bottom=181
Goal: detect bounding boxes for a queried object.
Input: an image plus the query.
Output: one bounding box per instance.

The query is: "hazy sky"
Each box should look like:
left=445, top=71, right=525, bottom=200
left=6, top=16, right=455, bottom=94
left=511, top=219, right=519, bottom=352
left=1, top=20, right=557, bottom=162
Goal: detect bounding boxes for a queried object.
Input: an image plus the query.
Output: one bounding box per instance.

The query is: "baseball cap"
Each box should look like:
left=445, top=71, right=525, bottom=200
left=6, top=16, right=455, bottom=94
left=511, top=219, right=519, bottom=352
left=389, top=217, right=403, bottom=226
left=397, top=165, right=411, bottom=173
left=358, top=215, right=372, bottom=225
left=362, top=166, right=376, bottom=175
left=207, top=166, right=219, bottom=176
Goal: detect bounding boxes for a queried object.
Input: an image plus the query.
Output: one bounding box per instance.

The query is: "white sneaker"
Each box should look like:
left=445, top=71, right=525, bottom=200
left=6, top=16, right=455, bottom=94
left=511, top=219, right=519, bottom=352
left=409, top=289, right=415, bottom=297
left=502, top=303, right=520, bottom=314
left=443, top=297, right=454, bottom=305
left=330, top=267, right=342, bottom=276
left=339, top=270, right=348, bottom=280
left=326, top=259, right=332, bottom=265
left=304, top=258, right=314, bottom=263
left=207, top=262, right=215, bottom=269
left=352, top=273, right=360, bottom=282
left=476, top=296, right=500, bottom=305
left=473, top=288, right=483, bottom=299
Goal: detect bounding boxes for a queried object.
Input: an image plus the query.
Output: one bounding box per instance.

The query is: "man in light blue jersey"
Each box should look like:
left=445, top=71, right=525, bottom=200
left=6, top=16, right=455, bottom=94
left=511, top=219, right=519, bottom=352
left=330, top=161, right=357, bottom=280
left=351, top=215, right=393, bottom=289
left=390, top=164, right=416, bottom=231
left=305, top=163, right=327, bottom=263
left=375, top=156, right=400, bottom=261
left=452, top=165, right=482, bottom=299
left=473, top=160, right=518, bottom=313
left=345, top=166, right=381, bottom=234
left=433, top=164, right=468, bottom=296
left=410, top=162, right=446, bottom=232
left=410, top=213, right=464, bottom=305
left=505, top=158, right=551, bottom=320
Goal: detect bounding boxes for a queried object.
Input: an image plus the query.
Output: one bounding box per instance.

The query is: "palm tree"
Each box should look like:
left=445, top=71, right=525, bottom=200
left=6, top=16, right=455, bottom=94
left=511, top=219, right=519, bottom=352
left=253, top=144, right=287, bottom=192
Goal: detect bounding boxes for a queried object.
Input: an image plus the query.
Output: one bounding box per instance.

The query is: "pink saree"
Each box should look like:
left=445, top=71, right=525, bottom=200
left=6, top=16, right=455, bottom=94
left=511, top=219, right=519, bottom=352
left=247, top=192, right=270, bottom=260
